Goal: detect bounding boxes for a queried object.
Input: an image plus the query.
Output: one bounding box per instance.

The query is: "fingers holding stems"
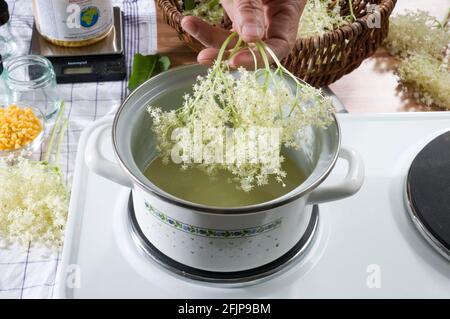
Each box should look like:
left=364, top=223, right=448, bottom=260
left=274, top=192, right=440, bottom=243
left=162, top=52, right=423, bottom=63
left=181, top=16, right=235, bottom=49
left=181, top=0, right=303, bottom=69
left=221, top=0, right=266, bottom=42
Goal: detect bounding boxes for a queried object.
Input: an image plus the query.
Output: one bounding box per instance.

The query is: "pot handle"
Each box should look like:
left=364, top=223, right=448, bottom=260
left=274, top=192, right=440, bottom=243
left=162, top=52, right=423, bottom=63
left=307, top=146, right=364, bottom=204
left=85, top=123, right=132, bottom=188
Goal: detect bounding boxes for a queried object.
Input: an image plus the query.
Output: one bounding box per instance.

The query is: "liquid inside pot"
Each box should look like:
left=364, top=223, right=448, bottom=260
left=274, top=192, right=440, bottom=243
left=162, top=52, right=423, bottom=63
left=143, top=154, right=306, bottom=208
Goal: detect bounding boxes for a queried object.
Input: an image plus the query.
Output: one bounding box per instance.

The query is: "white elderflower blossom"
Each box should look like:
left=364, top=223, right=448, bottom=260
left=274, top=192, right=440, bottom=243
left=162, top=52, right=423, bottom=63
left=298, top=0, right=350, bottom=38
left=148, top=38, right=334, bottom=191
left=0, top=158, right=69, bottom=248
left=184, top=0, right=223, bottom=25
left=384, top=10, right=450, bottom=110
left=385, top=10, right=450, bottom=59
left=398, top=52, right=450, bottom=109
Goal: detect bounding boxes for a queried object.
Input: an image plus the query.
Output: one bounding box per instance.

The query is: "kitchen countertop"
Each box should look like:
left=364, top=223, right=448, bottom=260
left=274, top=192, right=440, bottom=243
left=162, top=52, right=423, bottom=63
left=157, top=0, right=449, bottom=113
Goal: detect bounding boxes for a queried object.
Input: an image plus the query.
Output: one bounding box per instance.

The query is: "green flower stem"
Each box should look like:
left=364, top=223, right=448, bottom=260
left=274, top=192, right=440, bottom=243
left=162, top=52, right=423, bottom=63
left=257, top=42, right=312, bottom=118
left=348, top=0, right=357, bottom=22
left=248, top=47, right=258, bottom=70
left=255, top=42, right=273, bottom=90
left=184, top=33, right=239, bottom=116
left=255, top=42, right=287, bottom=118
left=263, top=44, right=302, bottom=86
left=217, top=32, right=239, bottom=64
left=44, top=101, right=65, bottom=164
left=255, top=42, right=271, bottom=70
left=55, top=119, right=69, bottom=166
left=229, top=37, right=243, bottom=60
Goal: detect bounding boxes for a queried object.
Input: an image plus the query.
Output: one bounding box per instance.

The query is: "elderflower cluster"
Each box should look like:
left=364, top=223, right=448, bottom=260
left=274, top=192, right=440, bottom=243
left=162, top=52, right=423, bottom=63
left=148, top=63, right=334, bottom=192
left=398, top=52, right=450, bottom=109
left=184, top=0, right=223, bottom=25
left=385, top=10, right=450, bottom=59
left=384, top=10, right=450, bottom=109
left=297, top=0, right=350, bottom=38
left=0, top=158, right=69, bottom=248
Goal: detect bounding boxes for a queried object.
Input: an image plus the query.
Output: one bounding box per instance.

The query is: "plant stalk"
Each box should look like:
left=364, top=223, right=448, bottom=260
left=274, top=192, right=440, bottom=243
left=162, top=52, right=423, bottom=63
left=44, top=102, right=65, bottom=163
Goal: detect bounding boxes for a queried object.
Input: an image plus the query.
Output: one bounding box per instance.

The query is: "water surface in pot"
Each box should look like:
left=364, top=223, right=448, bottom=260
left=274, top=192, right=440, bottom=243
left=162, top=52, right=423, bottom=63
left=143, top=152, right=307, bottom=207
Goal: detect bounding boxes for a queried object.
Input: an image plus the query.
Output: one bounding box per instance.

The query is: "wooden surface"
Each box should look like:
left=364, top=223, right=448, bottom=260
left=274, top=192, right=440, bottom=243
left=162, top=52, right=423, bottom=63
left=156, top=0, right=449, bottom=113
left=157, top=10, right=197, bottom=67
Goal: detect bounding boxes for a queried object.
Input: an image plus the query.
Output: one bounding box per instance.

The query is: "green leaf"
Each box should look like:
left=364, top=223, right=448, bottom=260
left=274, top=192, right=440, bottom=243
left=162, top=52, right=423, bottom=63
left=128, top=54, right=158, bottom=91
left=128, top=54, right=171, bottom=91
left=184, top=0, right=196, bottom=10
left=157, top=55, right=171, bottom=73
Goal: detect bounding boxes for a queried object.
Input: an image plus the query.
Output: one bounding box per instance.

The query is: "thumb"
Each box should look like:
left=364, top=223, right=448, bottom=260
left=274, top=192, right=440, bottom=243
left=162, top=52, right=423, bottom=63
left=222, top=0, right=265, bottom=42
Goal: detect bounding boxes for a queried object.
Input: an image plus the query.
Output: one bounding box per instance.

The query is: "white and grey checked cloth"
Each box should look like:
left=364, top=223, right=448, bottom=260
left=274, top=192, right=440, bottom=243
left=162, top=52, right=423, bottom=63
left=0, top=0, right=157, bottom=299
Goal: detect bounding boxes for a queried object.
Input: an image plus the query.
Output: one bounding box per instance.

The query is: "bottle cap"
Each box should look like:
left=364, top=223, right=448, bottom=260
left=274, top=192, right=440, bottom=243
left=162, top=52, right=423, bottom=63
left=0, top=0, right=10, bottom=26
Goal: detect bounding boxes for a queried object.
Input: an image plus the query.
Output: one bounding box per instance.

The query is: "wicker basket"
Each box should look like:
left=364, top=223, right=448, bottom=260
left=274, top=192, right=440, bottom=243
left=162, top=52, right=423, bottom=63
left=158, top=0, right=397, bottom=87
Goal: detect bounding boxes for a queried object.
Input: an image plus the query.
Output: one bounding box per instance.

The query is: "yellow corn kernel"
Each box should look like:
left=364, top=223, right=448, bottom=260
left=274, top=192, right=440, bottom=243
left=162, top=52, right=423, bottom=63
left=0, top=105, right=43, bottom=151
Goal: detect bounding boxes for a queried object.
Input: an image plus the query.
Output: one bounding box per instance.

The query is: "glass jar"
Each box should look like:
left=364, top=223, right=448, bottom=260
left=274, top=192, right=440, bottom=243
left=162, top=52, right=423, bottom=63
left=0, top=54, right=7, bottom=107
left=2, top=55, right=61, bottom=119
left=0, top=0, right=18, bottom=60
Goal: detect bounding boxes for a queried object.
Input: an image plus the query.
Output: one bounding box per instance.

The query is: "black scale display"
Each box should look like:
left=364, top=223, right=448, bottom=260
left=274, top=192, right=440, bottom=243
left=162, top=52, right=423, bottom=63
left=30, top=7, right=126, bottom=84
left=407, top=131, right=450, bottom=259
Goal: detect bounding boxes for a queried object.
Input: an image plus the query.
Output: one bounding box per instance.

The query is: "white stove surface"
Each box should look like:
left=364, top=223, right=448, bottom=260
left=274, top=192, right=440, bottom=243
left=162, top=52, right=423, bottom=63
left=55, top=113, right=450, bottom=299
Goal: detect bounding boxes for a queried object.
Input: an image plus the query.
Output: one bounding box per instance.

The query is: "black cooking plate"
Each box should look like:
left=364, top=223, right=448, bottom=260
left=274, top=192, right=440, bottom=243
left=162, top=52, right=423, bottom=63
left=407, top=131, right=450, bottom=254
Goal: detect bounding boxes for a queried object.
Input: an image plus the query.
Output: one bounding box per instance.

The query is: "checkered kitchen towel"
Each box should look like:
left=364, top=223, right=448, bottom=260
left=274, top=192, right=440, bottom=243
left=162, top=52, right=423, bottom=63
left=0, top=0, right=157, bottom=299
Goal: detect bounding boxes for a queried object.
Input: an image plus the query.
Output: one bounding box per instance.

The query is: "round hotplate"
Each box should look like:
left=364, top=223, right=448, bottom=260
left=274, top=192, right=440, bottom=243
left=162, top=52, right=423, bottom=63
left=407, top=131, right=450, bottom=260
left=127, top=194, right=319, bottom=285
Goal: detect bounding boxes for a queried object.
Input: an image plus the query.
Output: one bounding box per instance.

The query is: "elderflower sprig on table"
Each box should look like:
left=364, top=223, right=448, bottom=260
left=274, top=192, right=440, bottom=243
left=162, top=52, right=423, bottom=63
left=0, top=158, right=69, bottom=248
left=148, top=33, right=334, bottom=192
left=0, top=103, right=69, bottom=249
left=385, top=10, right=450, bottom=59
left=384, top=10, right=450, bottom=110
left=398, top=52, right=450, bottom=109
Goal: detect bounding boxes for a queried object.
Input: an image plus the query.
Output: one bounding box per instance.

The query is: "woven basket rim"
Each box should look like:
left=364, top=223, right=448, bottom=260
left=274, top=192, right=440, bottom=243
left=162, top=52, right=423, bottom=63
left=159, top=0, right=396, bottom=43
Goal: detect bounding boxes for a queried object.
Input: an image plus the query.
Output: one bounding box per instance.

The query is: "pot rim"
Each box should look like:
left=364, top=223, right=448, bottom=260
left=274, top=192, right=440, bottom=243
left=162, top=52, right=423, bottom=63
left=112, top=65, right=342, bottom=215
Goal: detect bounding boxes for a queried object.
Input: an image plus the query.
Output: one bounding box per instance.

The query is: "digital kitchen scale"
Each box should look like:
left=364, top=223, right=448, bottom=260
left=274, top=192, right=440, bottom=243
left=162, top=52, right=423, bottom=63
left=30, top=7, right=126, bottom=84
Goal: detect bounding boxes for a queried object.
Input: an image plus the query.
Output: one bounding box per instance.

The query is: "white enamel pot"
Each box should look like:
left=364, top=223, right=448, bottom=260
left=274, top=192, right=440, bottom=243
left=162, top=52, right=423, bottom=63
left=85, top=65, right=364, bottom=273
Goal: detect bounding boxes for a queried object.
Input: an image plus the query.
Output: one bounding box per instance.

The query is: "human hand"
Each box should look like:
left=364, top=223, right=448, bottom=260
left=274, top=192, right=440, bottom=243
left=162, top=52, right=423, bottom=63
left=181, top=0, right=306, bottom=68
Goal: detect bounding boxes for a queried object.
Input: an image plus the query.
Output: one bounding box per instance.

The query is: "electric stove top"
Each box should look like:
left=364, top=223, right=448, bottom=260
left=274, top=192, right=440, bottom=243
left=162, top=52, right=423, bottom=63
left=54, top=113, right=450, bottom=299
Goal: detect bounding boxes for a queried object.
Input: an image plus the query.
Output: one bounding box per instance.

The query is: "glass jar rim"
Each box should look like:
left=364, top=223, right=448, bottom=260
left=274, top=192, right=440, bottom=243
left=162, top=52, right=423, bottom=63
left=3, top=55, right=55, bottom=89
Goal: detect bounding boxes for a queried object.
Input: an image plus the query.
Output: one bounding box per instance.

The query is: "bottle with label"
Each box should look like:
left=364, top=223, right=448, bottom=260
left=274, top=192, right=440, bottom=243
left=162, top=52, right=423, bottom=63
left=32, top=0, right=114, bottom=47
left=0, top=0, right=17, bottom=60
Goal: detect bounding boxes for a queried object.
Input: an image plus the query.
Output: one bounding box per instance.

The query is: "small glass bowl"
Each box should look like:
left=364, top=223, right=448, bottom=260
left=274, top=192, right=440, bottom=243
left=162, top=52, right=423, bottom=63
left=0, top=106, right=46, bottom=158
